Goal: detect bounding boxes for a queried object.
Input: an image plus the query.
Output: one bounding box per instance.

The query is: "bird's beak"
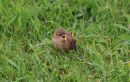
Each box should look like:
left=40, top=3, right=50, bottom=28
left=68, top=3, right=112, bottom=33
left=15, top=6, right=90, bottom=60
left=62, top=35, right=67, bottom=42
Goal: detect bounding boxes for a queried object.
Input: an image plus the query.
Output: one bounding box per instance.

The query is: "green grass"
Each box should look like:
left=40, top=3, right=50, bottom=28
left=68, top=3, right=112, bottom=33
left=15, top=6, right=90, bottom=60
left=0, top=0, right=130, bottom=82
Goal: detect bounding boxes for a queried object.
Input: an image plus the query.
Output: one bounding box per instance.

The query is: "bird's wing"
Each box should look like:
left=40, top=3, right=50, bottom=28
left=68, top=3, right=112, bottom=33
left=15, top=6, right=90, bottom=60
left=67, top=36, right=76, bottom=49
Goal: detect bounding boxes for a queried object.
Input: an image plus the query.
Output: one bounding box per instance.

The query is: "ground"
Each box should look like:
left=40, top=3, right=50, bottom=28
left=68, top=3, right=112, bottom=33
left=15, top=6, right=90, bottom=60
left=0, top=0, right=130, bottom=82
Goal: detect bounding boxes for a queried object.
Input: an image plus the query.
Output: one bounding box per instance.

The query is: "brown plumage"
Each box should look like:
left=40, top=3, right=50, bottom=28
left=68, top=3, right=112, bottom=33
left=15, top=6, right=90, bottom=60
left=52, top=28, right=76, bottom=52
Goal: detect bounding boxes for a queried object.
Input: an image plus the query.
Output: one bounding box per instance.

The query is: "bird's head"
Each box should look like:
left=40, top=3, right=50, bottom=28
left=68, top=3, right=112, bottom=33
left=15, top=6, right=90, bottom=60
left=54, top=28, right=68, bottom=42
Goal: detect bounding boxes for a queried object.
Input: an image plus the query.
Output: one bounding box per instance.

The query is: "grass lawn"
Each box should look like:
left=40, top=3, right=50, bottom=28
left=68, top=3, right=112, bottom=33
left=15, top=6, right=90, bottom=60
left=0, top=0, right=130, bottom=82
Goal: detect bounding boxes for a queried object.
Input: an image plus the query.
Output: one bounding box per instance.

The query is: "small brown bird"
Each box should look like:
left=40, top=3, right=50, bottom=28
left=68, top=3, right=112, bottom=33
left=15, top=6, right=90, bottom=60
left=52, top=28, right=76, bottom=52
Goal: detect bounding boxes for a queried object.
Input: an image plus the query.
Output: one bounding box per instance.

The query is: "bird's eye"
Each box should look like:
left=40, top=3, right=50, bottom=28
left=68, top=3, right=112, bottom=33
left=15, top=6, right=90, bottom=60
left=62, top=36, right=65, bottom=38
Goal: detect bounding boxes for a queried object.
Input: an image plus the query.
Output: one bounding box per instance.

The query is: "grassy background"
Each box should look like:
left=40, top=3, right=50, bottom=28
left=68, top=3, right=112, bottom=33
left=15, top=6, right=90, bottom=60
left=0, top=0, right=130, bottom=82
